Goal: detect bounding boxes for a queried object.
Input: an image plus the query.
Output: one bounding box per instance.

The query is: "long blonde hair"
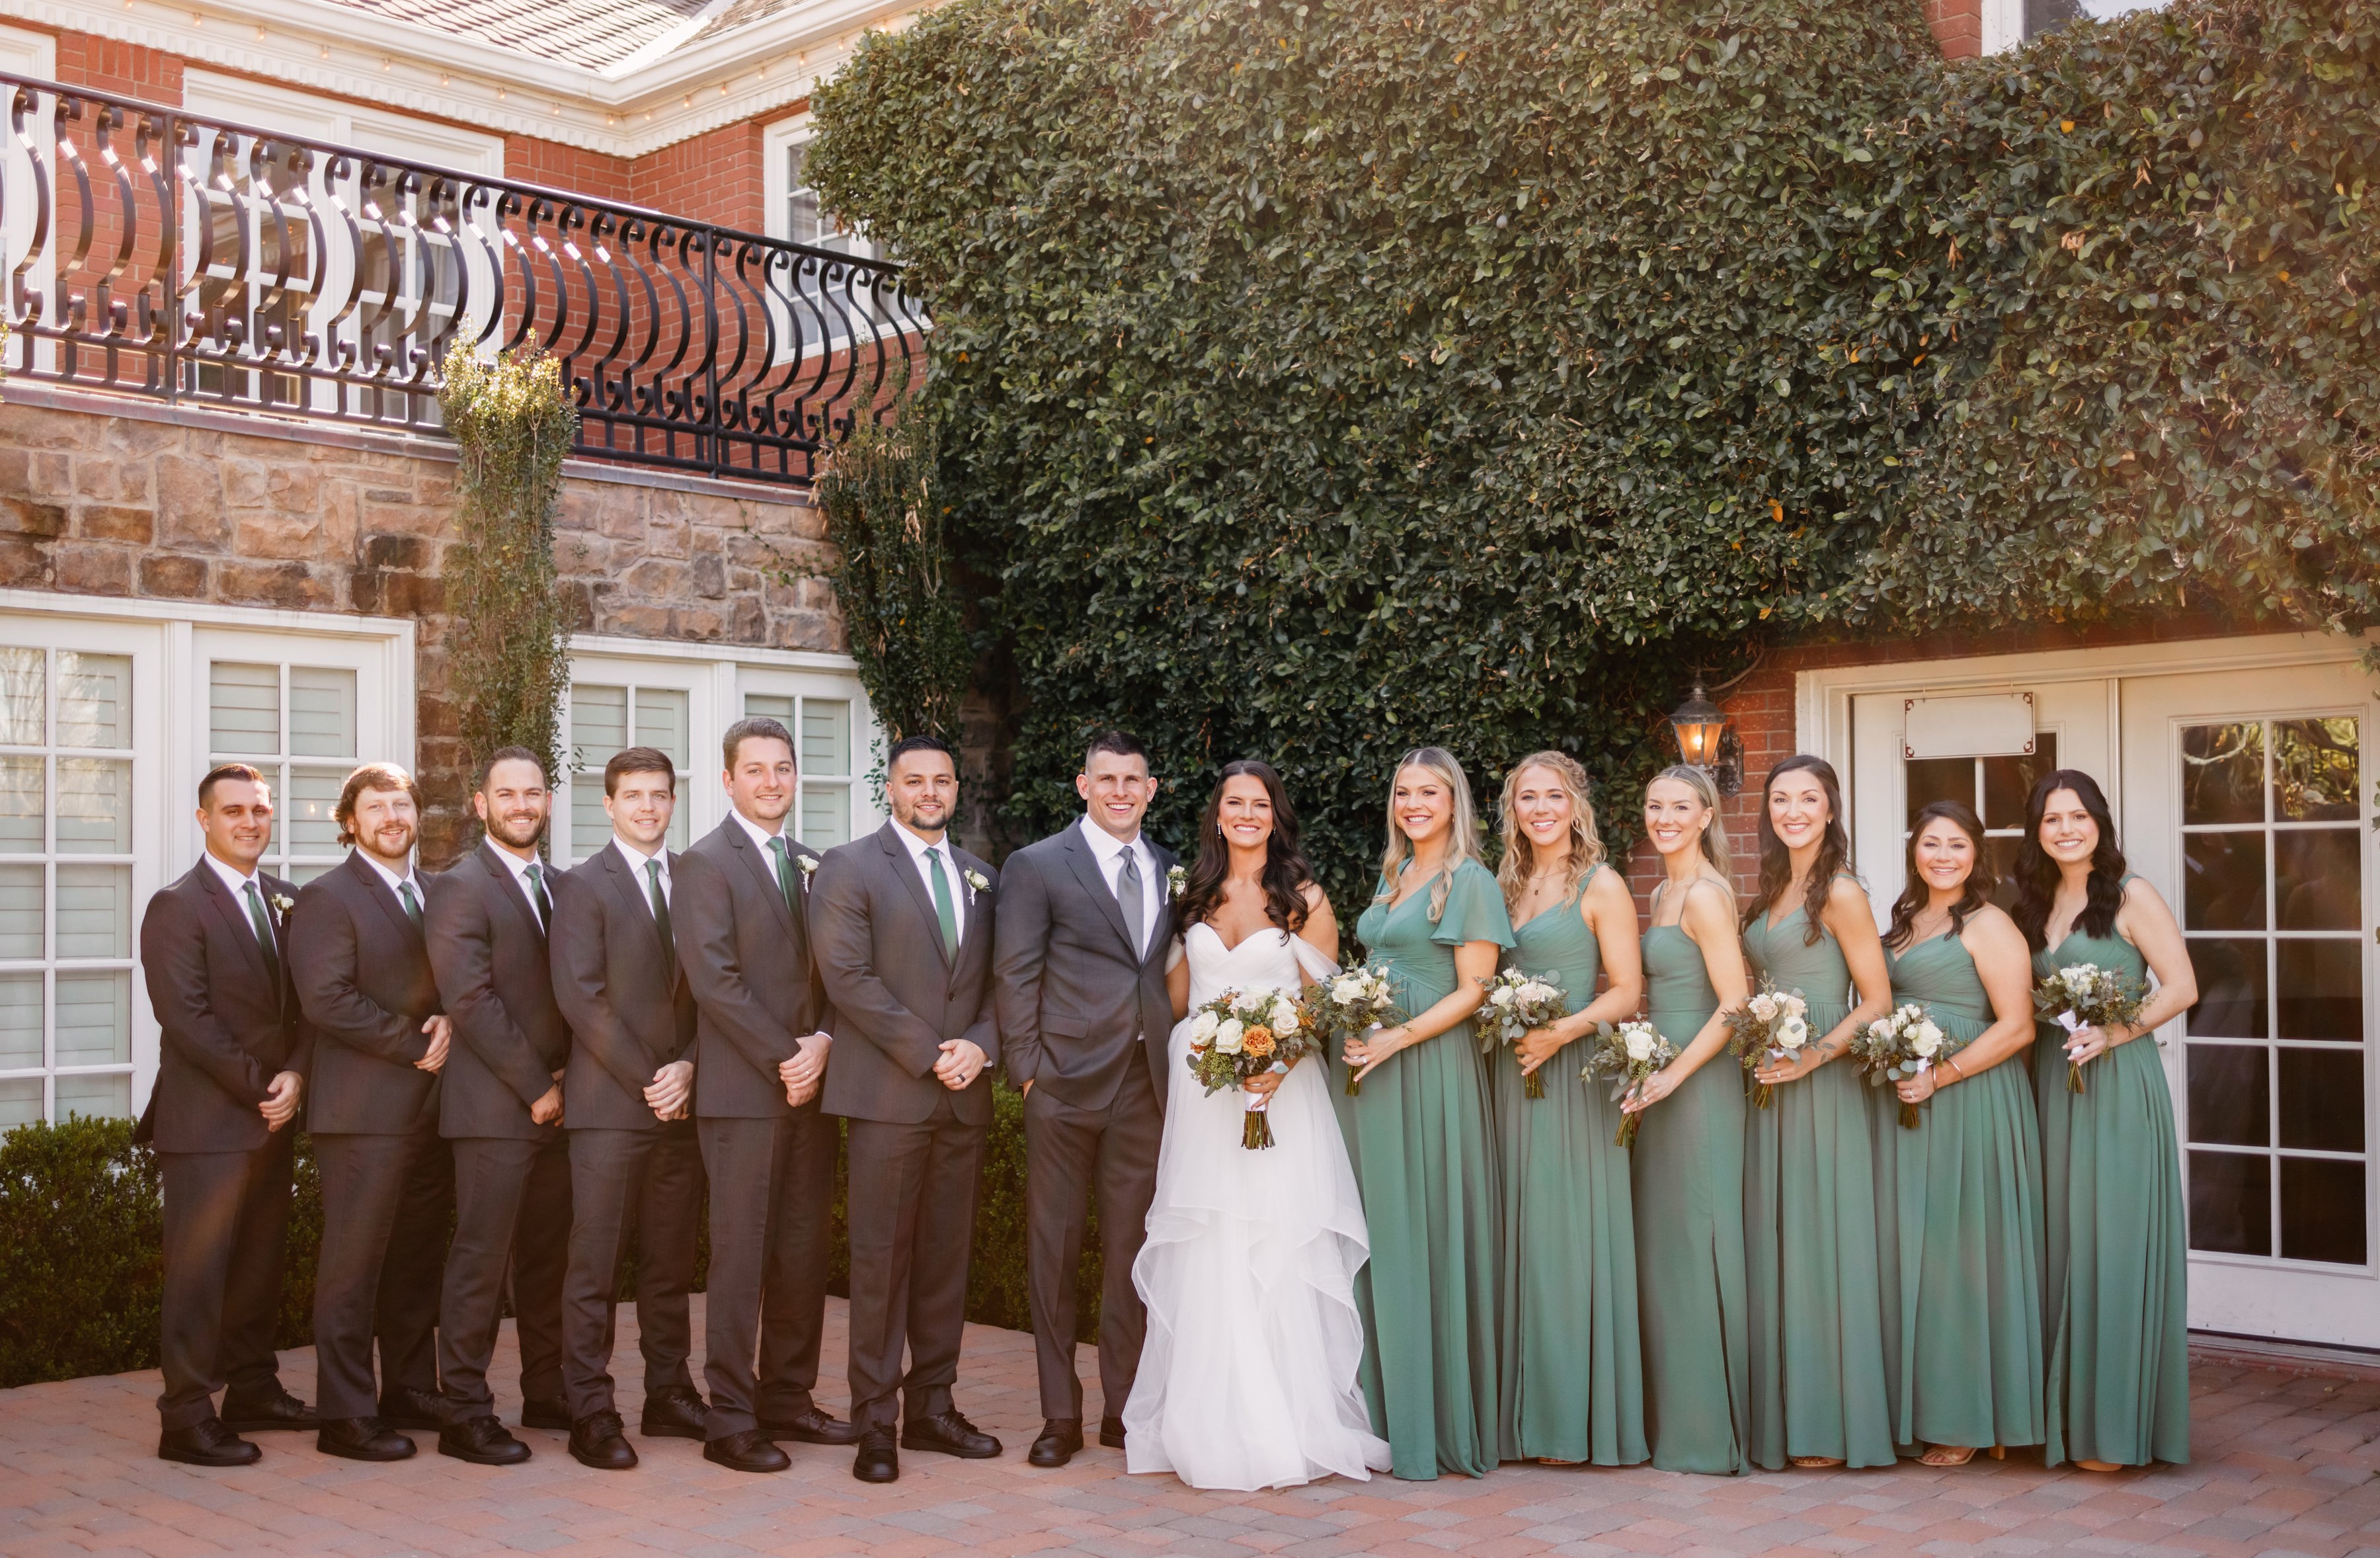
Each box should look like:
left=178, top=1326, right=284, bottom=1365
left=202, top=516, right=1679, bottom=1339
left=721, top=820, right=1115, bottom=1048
left=1374, top=747, right=1486, bottom=923
left=1649, top=763, right=1730, bottom=880
left=1496, top=751, right=1606, bottom=913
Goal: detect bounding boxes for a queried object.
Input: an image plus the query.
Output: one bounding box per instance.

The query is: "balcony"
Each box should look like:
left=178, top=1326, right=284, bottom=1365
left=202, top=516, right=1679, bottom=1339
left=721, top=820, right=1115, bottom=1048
left=0, top=72, right=926, bottom=487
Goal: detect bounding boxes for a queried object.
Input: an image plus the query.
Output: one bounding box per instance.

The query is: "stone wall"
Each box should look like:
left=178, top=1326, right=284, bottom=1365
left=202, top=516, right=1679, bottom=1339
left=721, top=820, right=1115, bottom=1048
left=0, top=385, right=842, bottom=862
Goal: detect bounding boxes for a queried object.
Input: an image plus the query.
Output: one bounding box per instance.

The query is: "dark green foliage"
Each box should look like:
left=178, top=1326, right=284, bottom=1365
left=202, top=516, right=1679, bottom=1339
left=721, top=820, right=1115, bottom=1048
left=807, top=0, right=2378, bottom=891
left=965, top=1080, right=1103, bottom=1334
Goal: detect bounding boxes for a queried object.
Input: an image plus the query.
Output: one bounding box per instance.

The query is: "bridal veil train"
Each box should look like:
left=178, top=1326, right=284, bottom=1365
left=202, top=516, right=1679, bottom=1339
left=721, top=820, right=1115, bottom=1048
left=1123, top=922, right=1390, bottom=1489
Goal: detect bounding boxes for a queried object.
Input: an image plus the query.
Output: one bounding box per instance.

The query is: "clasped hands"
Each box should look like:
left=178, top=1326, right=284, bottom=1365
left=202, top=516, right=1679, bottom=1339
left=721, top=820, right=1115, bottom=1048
left=777, top=1030, right=832, bottom=1106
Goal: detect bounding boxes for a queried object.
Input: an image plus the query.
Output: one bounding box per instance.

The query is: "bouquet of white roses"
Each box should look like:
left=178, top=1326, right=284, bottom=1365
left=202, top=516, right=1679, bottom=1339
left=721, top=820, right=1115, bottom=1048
left=1846, top=1002, right=1967, bottom=1128
left=2032, top=962, right=2148, bottom=1096
left=1474, top=967, right=1569, bottom=1098
left=1308, top=963, right=1404, bottom=1097
left=1183, top=987, right=1316, bottom=1150
left=1581, top=1019, right=1678, bottom=1149
left=1726, top=981, right=1812, bottom=1110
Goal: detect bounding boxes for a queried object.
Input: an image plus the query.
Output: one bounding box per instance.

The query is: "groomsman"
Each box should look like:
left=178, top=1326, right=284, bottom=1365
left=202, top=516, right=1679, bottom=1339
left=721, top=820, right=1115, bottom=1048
left=422, top=747, right=571, bottom=1465
left=292, top=762, right=455, bottom=1462
left=141, top=763, right=312, bottom=1466
left=549, top=747, right=708, bottom=1470
left=813, top=735, right=1004, bottom=1484
left=678, top=718, right=851, bottom=1473
left=993, top=730, right=1175, bottom=1468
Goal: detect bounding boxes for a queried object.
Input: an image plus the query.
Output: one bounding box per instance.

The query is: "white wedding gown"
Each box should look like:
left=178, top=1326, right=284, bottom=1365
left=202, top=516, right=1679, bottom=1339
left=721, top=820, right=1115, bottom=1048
left=1123, top=922, right=1390, bottom=1490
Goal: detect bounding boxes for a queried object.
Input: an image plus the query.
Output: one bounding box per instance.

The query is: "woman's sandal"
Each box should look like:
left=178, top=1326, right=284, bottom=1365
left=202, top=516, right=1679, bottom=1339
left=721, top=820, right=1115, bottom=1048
left=2075, top=1458, right=2123, bottom=1473
left=1920, top=1444, right=2004, bottom=1467
left=1789, top=1456, right=1845, bottom=1469
left=1536, top=1457, right=1583, bottom=1466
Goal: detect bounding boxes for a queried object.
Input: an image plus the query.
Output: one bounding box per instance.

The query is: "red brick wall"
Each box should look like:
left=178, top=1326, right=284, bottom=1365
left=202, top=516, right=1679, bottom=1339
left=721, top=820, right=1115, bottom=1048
left=631, top=119, right=772, bottom=231
left=1924, top=0, right=1984, bottom=59
left=51, top=33, right=184, bottom=102
left=506, top=136, right=633, bottom=204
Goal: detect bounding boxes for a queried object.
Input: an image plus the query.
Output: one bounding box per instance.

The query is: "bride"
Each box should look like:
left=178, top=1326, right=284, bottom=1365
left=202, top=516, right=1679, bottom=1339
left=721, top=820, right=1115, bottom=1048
left=1123, top=759, right=1389, bottom=1489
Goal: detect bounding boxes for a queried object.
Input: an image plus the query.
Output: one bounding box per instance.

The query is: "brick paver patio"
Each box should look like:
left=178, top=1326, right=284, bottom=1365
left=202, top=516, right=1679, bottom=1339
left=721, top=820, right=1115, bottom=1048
left=3, top=1297, right=2376, bottom=1557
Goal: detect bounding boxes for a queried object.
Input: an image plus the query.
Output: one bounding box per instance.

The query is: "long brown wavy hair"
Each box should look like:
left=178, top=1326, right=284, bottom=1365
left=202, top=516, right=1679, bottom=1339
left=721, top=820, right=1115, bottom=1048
left=1884, top=800, right=1995, bottom=950
left=1743, top=755, right=1850, bottom=948
left=1176, top=759, right=1313, bottom=934
left=1495, top=751, right=1605, bottom=914
left=2010, top=769, right=2126, bottom=951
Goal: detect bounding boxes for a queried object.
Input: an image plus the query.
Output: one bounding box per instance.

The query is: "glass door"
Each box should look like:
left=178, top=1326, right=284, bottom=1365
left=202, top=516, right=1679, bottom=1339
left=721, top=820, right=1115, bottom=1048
left=2123, top=663, right=2378, bottom=1346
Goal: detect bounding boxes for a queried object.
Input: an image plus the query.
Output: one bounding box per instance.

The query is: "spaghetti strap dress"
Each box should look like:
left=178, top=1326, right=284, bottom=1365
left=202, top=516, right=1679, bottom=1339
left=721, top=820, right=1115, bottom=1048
left=1631, top=885, right=1749, bottom=1475
left=1741, top=899, right=1895, bottom=1469
left=2032, top=881, right=2189, bottom=1468
left=1878, top=931, right=2045, bottom=1453
left=1493, top=864, right=1647, bottom=1466
left=1338, top=858, right=1513, bottom=1479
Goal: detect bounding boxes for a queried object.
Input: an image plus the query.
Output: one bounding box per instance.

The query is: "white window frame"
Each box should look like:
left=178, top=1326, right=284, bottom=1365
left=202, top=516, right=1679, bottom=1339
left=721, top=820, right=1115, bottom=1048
left=759, top=113, right=900, bottom=362
left=1982, top=0, right=2172, bottom=53
left=558, top=636, right=879, bottom=868
left=0, top=592, right=413, bottom=1125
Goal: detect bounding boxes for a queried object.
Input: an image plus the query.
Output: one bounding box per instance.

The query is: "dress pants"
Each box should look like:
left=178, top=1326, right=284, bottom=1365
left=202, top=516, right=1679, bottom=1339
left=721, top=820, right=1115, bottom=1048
left=697, top=1103, right=836, bottom=1438
left=845, top=1092, right=987, bottom=1430
left=1023, top=1063, right=1162, bottom=1421
left=156, top=1131, right=296, bottom=1430
left=560, top=1121, right=703, bottom=1422
left=311, top=1124, right=454, bottom=1420
left=437, top=1134, right=571, bottom=1418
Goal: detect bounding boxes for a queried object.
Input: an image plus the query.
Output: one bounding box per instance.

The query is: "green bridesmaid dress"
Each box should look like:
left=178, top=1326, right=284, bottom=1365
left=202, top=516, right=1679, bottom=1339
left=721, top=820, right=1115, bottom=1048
left=1493, top=864, right=1648, bottom=1467
left=2034, top=885, right=2190, bottom=1468
left=1741, top=899, right=1895, bottom=1469
left=1878, top=932, right=2045, bottom=1454
left=1632, top=883, right=1749, bottom=1475
left=1340, top=856, right=1514, bottom=1479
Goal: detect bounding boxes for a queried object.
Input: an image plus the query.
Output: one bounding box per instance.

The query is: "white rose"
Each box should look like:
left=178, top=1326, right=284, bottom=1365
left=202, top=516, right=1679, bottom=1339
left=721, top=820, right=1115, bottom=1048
left=1868, top=1018, right=1893, bottom=1042
left=1749, top=993, right=1778, bottom=1022
left=1623, top=1028, right=1655, bottom=1063
left=1777, top=1015, right=1808, bottom=1051
left=1331, top=977, right=1363, bottom=1004
left=1489, top=986, right=1515, bottom=1008
left=1782, top=993, right=1807, bottom=1018
left=1215, top=1018, right=1246, bottom=1055
left=1189, top=1010, right=1220, bottom=1042
left=1233, top=991, right=1266, bottom=1015
left=1912, top=1020, right=1944, bottom=1059
left=1271, top=997, right=1300, bottom=1031
left=1524, top=982, right=1558, bottom=1004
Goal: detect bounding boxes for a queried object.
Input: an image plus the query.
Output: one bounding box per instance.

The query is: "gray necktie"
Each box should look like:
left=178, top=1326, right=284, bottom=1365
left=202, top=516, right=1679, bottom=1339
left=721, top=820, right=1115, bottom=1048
left=1115, top=848, right=1144, bottom=958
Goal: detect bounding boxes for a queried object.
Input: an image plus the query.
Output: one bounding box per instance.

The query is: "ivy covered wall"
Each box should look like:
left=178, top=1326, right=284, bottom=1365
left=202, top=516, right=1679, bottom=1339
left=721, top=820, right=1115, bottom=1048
left=809, top=0, right=2377, bottom=892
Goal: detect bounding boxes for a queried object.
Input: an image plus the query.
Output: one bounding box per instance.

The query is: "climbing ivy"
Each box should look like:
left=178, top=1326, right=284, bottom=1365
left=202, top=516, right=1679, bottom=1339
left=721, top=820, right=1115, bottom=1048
left=809, top=0, right=2378, bottom=892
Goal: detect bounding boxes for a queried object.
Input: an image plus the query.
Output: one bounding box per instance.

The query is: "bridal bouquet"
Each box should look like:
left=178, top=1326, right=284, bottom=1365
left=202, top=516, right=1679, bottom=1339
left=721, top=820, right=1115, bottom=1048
left=2033, top=962, right=2148, bottom=1095
left=1581, top=1020, right=1677, bottom=1149
left=1308, top=963, right=1404, bottom=1096
left=1726, top=981, right=1812, bottom=1110
left=1474, top=968, right=1569, bottom=1098
left=1847, top=1003, right=1967, bottom=1128
left=1184, top=987, right=1316, bottom=1149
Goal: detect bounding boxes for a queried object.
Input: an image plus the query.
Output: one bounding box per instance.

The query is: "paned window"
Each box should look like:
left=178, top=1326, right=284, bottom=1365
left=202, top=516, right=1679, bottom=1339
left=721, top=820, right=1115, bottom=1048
left=742, top=692, right=854, bottom=847
left=567, top=682, right=692, bottom=860
left=207, top=661, right=360, bottom=885
left=1901, top=734, right=2062, bottom=899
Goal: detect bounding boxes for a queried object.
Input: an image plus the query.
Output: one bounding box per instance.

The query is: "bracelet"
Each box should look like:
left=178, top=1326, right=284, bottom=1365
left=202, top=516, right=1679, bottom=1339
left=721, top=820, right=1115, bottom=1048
left=1944, top=1057, right=1964, bottom=1084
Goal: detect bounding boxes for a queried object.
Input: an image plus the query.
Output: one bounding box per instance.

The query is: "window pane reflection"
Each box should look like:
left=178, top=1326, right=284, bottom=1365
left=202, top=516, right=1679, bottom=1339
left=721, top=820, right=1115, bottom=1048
left=2182, top=723, right=2264, bottom=825
left=2273, top=718, right=2358, bottom=823
left=2186, top=938, right=2268, bottom=1039
left=287, top=767, right=346, bottom=856
left=2275, top=829, right=2360, bottom=932
left=54, top=653, right=128, bottom=749
left=2186, top=1042, right=2267, bottom=1146
left=2276, top=940, right=2362, bottom=1042
left=2279, top=1157, right=2367, bottom=1266
left=0, top=647, right=42, bottom=745
left=2189, top=1151, right=2270, bottom=1255
left=1981, top=736, right=2059, bottom=831
left=1905, top=758, right=1973, bottom=829
left=53, top=864, right=129, bottom=959
left=0, top=757, right=42, bottom=854
left=0, top=1075, right=38, bottom=1127
left=2278, top=1048, right=2365, bottom=1153
left=54, top=759, right=130, bottom=854
left=0, top=863, right=40, bottom=959
left=2184, top=833, right=2266, bottom=932
left=0, top=971, right=39, bottom=1067
left=53, top=1071, right=128, bottom=1120
left=54, top=969, right=129, bottom=1065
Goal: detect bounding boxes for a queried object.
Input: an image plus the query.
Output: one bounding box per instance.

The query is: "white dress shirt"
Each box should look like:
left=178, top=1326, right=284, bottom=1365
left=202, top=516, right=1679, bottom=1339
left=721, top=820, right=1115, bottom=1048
left=358, top=850, right=425, bottom=913
left=204, top=850, right=280, bottom=955
left=488, top=842, right=548, bottom=930
left=892, top=819, right=966, bottom=947
left=1078, top=815, right=1159, bottom=954
left=730, top=807, right=789, bottom=860
left=612, top=834, right=671, bottom=915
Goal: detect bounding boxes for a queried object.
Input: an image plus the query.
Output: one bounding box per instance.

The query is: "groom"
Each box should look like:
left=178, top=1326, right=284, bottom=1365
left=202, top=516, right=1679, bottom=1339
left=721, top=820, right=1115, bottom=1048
left=992, top=729, right=1176, bottom=1468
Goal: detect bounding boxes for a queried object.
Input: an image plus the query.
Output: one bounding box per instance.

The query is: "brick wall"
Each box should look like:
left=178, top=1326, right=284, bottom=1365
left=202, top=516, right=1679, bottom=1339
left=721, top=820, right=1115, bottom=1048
left=51, top=33, right=184, bottom=100
left=506, top=136, right=634, bottom=204
left=0, top=388, right=840, bottom=862
left=1925, top=0, right=1983, bottom=59
left=632, top=119, right=773, bottom=232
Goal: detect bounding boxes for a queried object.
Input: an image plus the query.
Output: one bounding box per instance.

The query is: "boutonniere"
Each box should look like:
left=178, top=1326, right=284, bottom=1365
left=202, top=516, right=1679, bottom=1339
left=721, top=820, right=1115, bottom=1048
left=963, top=868, right=990, bottom=895
left=797, top=854, right=820, bottom=879
left=1167, top=864, right=1187, bottom=899
left=270, top=893, right=296, bottom=915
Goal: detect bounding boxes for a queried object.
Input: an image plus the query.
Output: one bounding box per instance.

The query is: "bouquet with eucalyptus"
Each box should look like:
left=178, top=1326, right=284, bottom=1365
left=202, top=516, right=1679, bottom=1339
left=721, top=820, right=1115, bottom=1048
left=1847, top=1003, right=1967, bottom=1128
left=1310, top=964, right=1403, bottom=1097
left=1581, top=1020, right=1678, bottom=1149
left=1726, top=981, right=1812, bottom=1110
left=1474, top=967, right=1569, bottom=1098
left=2033, top=962, right=2149, bottom=1095
left=1183, top=987, right=1316, bottom=1149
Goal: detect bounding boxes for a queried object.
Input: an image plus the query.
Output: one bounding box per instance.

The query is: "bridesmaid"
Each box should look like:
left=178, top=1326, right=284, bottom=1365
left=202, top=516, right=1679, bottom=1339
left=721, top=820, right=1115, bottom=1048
left=1337, top=747, right=1513, bottom=1479
left=2012, top=770, right=2193, bottom=1471
left=1624, top=764, right=1751, bottom=1475
left=1739, top=756, right=1895, bottom=1471
left=1491, top=752, right=1649, bottom=1467
left=1878, top=801, right=2045, bottom=1465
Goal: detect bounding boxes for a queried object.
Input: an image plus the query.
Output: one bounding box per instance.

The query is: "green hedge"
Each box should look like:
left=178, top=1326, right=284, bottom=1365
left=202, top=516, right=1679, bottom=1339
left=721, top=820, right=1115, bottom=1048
left=0, top=1092, right=1099, bottom=1389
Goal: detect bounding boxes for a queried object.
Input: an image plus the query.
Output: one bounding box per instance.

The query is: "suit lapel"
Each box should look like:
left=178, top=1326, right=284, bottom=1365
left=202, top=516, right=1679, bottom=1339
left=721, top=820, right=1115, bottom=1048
left=479, top=840, right=546, bottom=946
left=1142, top=840, right=1177, bottom=971
left=1061, top=827, right=1138, bottom=958
left=725, top=822, right=799, bottom=938
left=346, top=850, right=425, bottom=954
left=194, top=862, right=274, bottom=991
left=879, top=822, right=953, bottom=971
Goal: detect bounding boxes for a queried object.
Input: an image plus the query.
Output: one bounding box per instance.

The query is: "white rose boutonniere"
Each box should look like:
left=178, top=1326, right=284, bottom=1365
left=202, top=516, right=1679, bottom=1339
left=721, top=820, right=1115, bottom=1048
left=963, top=868, right=990, bottom=895
left=797, top=854, right=820, bottom=879
left=1167, top=863, right=1187, bottom=899
left=270, top=893, right=296, bottom=915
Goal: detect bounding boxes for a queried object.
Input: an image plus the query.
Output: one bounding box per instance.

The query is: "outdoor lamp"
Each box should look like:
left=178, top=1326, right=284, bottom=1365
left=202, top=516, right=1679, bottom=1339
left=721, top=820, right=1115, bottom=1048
left=1668, top=681, right=1741, bottom=796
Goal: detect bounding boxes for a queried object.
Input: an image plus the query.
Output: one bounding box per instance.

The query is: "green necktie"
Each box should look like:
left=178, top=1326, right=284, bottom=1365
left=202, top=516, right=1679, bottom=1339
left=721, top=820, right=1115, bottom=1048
left=399, top=879, right=422, bottom=925
left=647, top=858, right=678, bottom=977
left=767, top=835, right=797, bottom=909
left=925, top=844, right=959, bottom=958
left=525, top=862, right=551, bottom=926
left=243, top=880, right=282, bottom=989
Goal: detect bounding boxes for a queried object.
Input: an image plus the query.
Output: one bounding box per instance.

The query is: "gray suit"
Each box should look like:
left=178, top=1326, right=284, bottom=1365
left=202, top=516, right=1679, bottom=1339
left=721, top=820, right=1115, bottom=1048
left=991, top=823, right=1176, bottom=1422
left=813, top=821, right=998, bottom=1430
left=677, top=817, right=838, bottom=1439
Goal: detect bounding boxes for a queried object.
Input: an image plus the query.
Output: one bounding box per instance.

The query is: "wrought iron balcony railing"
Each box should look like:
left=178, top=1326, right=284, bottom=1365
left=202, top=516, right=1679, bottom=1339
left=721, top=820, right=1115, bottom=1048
left=0, top=72, right=927, bottom=486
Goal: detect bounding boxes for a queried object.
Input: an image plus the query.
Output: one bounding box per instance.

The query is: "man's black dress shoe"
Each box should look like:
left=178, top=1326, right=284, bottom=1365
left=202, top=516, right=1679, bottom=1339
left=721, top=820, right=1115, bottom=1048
left=159, top=1417, right=260, bottom=1467
left=902, top=1407, right=1000, bottom=1460
left=520, top=1397, right=571, bottom=1432
left=439, top=1414, right=531, bottom=1465
left=1027, top=1418, right=1082, bottom=1468
left=569, top=1411, right=638, bottom=1470
left=760, top=1406, right=861, bottom=1446
left=1099, top=1416, right=1127, bottom=1450
left=220, top=1387, right=316, bottom=1433
left=317, top=1416, right=416, bottom=1462
left=639, top=1386, right=709, bottom=1440
left=376, top=1385, right=446, bottom=1430
left=704, top=1429, right=791, bottom=1473
left=852, top=1424, right=898, bottom=1484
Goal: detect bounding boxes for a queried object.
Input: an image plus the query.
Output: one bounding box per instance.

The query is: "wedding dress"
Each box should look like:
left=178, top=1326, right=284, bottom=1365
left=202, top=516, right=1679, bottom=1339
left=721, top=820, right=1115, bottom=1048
left=1123, top=922, right=1390, bottom=1489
